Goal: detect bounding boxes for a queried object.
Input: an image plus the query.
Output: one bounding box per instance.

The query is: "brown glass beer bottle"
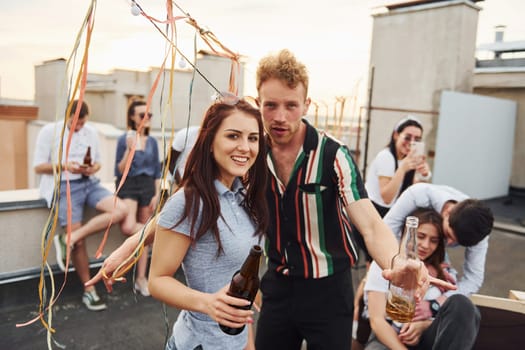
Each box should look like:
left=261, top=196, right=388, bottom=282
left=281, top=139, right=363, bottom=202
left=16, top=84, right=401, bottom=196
left=385, top=216, right=420, bottom=323
left=83, top=146, right=92, bottom=167
left=81, top=146, right=92, bottom=179
left=220, top=245, right=262, bottom=335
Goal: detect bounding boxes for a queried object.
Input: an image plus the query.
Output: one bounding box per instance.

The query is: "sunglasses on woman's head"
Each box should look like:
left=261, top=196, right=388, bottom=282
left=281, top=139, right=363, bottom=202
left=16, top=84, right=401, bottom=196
left=139, top=112, right=153, bottom=119
left=213, top=91, right=259, bottom=109
left=214, top=91, right=241, bottom=106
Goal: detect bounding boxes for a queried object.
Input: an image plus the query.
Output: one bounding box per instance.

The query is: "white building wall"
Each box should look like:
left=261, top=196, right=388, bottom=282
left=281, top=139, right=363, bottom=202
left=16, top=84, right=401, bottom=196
left=473, top=71, right=525, bottom=189
left=34, top=59, right=68, bottom=121
left=34, top=53, right=244, bottom=131
left=366, top=0, right=481, bottom=174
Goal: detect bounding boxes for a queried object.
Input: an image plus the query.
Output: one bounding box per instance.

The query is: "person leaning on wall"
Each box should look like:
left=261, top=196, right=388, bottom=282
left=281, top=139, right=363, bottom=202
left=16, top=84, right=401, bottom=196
left=33, top=99, right=128, bottom=311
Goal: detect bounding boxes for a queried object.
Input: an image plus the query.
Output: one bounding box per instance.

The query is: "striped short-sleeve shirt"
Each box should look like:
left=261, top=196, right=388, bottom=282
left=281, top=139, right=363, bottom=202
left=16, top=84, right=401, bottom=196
left=265, top=119, right=368, bottom=279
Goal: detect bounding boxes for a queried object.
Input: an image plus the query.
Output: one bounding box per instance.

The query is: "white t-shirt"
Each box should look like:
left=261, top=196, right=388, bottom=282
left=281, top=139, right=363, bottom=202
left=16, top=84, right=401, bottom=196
left=365, top=148, right=405, bottom=208
left=33, top=122, right=101, bottom=206
left=172, top=126, right=199, bottom=179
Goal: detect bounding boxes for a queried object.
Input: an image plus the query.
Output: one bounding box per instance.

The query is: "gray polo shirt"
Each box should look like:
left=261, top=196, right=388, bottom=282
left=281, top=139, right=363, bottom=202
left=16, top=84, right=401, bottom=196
left=158, top=178, right=260, bottom=349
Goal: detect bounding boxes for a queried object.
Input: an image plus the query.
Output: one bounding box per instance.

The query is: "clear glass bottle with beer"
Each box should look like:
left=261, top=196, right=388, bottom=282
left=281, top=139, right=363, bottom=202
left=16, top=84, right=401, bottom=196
left=219, top=245, right=262, bottom=335
left=385, top=216, right=420, bottom=322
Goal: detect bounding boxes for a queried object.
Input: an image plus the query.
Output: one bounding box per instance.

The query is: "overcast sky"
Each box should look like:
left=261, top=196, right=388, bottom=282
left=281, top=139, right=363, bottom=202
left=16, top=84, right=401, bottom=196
left=1, top=0, right=523, bottom=102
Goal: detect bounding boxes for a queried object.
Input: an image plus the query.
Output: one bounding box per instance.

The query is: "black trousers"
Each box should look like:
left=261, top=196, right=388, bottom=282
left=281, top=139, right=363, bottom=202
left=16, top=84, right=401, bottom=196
left=255, top=268, right=354, bottom=350
left=355, top=294, right=372, bottom=345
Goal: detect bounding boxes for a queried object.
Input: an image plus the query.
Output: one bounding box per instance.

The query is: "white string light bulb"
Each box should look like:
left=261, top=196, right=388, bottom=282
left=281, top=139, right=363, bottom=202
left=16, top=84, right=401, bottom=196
left=131, top=2, right=140, bottom=16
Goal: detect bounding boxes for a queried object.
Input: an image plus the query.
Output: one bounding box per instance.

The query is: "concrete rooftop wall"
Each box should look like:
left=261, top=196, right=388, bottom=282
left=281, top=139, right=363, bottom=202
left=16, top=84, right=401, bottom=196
left=366, top=0, right=480, bottom=173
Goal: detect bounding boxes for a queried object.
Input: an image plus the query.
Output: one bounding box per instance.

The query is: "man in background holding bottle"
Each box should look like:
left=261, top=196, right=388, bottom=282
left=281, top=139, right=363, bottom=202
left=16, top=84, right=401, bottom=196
left=33, top=99, right=128, bottom=311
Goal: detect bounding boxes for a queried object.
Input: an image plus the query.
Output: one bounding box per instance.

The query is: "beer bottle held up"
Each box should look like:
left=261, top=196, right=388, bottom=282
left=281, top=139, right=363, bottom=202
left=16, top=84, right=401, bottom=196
left=82, top=146, right=92, bottom=178
left=219, top=245, right=262, bottom=335
left=385, top=216, right=421, bottom=323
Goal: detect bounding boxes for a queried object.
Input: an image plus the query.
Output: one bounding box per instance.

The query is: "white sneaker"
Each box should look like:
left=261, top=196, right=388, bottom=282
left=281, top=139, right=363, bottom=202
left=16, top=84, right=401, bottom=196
left=53, top=234, right=67, bottom=272
left=134, top=277, right=150, bottom=297
left=82, top=290, right=107, bottom=311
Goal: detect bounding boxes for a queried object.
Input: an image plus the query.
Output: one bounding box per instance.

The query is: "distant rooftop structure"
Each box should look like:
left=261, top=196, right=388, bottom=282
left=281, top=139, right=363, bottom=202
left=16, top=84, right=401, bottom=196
left=42, top=57, right=66, bottom=64
left=478, top=41, right=525, bottom=54
left=381, top=0, right=483, bottom=10
left=371, top=0, right=483, bottom=16
left=476, top=25, right=525, bottom=70
left=0, top=98, right=35, bottom=106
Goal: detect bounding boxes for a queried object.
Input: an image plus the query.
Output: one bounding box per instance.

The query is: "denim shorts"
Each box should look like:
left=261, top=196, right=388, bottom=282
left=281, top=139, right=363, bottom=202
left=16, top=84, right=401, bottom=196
left=165, top=336, right=202, bottom=350
left=57, top=178, right=112, bottom=226
left=116, top=175, right=156, bottom=207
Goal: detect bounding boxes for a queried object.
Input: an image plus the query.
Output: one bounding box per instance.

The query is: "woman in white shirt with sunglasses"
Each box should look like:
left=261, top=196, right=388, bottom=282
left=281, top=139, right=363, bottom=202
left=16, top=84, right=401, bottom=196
left=365, top=116, right=431, bottom=218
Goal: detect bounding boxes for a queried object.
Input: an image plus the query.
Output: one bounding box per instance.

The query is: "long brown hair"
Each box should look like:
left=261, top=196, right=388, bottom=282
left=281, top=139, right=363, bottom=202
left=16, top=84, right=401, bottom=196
left=176, top=99, right=269, bottom=254
left=410, top=208, right=447, bottom=281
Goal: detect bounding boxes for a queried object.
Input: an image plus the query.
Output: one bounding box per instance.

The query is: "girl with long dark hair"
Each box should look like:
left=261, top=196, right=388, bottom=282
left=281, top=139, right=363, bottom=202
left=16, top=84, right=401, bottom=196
left=365, top=116, right=431, bottom=217
left=149, top=97, right=268, bottom=350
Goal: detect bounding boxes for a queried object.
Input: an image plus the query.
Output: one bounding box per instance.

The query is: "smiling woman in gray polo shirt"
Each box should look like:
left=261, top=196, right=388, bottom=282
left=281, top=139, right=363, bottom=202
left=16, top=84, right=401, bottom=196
left=149, top=97, right=269, bottom=350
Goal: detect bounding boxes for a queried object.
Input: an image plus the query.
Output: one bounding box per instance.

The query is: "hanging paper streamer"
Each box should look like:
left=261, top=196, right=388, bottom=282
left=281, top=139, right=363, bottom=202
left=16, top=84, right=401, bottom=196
left=19, top=1, right=248, bottom=349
